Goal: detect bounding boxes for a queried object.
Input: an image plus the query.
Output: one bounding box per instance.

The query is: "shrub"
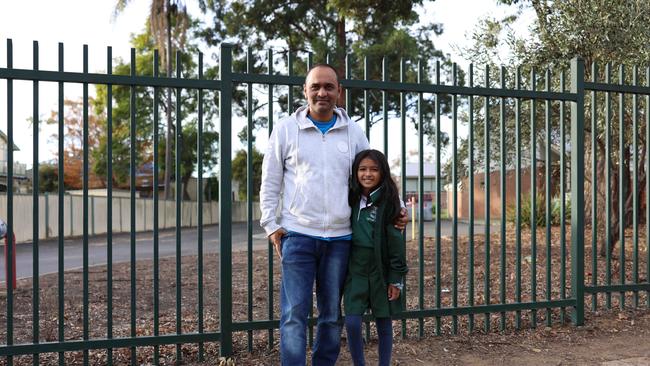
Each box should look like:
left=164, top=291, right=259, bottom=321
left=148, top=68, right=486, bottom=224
left=506, top=194, right=570, bottom=227
left=431, top=203, right=449, bottom=219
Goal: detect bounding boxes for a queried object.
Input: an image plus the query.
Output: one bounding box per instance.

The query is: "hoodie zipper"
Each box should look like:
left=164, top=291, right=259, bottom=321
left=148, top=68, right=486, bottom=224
left=305, top=118, right=347, bottom=235
left=322, top=131, right=329, bottom=233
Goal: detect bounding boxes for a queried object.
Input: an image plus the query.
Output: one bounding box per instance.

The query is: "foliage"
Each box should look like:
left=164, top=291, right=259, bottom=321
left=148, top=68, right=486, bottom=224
left=92, top=26, right=219, bottom=197
left=476, top=0, right=650, bottom=254
left=113, top=0, right=191, bottom=72
left=46, top=99, right=105, bottom=190
left=177, top=122, right=219, bottom=200
left=196, top=0, right=452, bottom=146
left=38, top=164, right=59, bottom=193
left=231, top=148, right=263, bottom=201
left=204, top=177, right=219, bottom=201
left=113, top=0, right=193, bottom=200
left=506, top=194, right=570, bottom=228
left=431, top=203, right=449, bottom=219
left=463, top=0, right=650, bottom=159
left=447, top=1, right=650, bottom=180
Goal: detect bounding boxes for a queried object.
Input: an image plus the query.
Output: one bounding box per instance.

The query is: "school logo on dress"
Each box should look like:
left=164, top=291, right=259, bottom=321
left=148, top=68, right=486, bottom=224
left=366, top=206, right=377, bottom=223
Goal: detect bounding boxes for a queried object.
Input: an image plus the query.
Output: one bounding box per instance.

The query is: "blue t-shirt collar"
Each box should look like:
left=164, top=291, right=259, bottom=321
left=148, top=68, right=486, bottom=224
left=307, top=113, right=337, bottom=134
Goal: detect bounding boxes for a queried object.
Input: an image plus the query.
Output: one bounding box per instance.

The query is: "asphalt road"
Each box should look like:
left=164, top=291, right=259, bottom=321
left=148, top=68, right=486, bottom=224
left=0, top=223, right=268, bottom=281
left=0, top=220, right=498, bottom=281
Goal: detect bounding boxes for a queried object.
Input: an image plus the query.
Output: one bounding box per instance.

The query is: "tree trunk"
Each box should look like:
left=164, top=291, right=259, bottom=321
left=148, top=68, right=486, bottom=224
left=335, top=16, right=346, bottom=109
left=182, top=173, right=191, bottom=201
left=595, top=143, right=644, bottom=257
left=584, top=128, right=647, bottom=259
left=163, top=1, right=173, bottom=200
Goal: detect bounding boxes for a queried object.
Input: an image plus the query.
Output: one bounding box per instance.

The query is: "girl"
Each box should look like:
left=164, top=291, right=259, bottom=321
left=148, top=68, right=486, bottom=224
left=344, top=149, right=408, bottom=366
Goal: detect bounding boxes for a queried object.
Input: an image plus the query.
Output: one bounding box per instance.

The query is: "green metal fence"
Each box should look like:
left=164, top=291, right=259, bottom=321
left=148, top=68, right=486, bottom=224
left=584, top=63, right=650, bottom=309
left=0, top=39, right=648, bottom=364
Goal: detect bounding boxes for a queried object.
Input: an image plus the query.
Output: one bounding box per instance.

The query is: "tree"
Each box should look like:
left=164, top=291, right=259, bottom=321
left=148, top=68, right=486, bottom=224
left=93, top=26, right=219, bottom=198
left=462, top=0, right=650, bottom=256
left=177, top=123, right=219, bottom=200
left=197, top=0, right=452, bottom=146
left=198, top=1, right=437, bottom=74
left=93, top=29, right=168, bottom=188
left=232, top=148, right=263, bottom=201
left=204, top=177, right=219, bottom=201
left=38, top=164, right=58, bottom=193
left=113, top=0, right=190, bottom=199
left=46, top=99, right=105, bottom=190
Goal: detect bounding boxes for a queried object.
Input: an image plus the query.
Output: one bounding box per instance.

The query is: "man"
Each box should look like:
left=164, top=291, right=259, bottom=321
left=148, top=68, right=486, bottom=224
left=260, top=64, right=405, bottom=365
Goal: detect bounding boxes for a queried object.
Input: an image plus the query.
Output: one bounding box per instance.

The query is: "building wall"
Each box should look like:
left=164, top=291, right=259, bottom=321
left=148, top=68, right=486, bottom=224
left=449, top=166, right=549, bottom=220
left=405, top=177, right=438, bottom=192
left=401, top=176, right=448, bottom=213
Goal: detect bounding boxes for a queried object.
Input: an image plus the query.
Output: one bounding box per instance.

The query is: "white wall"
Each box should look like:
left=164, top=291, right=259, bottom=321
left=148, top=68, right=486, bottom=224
left=0, top=194, right=261, bottom=243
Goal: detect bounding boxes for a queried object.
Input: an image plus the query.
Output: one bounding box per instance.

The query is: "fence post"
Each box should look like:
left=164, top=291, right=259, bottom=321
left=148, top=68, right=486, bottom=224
left=219, top=43, right=233, bottom=357
left=570, top=57, right=585, bottom=325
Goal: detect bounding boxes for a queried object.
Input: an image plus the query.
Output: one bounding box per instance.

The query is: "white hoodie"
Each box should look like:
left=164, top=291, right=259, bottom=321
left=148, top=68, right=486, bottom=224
left=260, top=106, right=370, bottom=238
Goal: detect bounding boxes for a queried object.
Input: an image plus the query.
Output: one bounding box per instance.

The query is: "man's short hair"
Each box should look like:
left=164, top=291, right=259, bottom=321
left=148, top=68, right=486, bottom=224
left=305, top=63, right=340, bottom=84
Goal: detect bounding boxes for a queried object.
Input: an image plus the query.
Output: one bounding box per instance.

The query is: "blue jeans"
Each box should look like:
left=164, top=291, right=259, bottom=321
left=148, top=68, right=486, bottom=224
left=279, top=234, right=351, bottom=366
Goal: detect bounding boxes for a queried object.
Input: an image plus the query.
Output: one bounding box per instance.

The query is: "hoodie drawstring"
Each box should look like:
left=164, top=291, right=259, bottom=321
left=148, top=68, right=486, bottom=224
left=347, top=124, right=352, bottom=177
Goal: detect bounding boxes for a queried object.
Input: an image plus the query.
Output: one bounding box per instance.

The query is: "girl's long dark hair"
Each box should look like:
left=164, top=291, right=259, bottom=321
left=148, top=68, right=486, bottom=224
left=349, top=149, right=401, bottom=222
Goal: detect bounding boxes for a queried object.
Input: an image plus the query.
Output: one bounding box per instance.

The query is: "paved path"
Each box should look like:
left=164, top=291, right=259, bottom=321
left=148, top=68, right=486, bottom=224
left=0, top=219, right=498, bottom=281
left=0, top=223, right=267, bottom=281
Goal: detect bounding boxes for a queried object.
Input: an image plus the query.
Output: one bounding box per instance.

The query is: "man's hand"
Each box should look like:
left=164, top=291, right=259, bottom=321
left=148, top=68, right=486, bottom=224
left=269, top=228, right=287, bottom=259
left=388, top=284, right=401, bottom=301
left=393, top=207, right=409, bottom=230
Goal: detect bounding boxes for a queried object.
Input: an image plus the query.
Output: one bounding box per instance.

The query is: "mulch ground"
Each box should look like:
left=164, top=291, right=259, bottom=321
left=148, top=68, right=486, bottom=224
left=0, top=225, right=649, bottom=365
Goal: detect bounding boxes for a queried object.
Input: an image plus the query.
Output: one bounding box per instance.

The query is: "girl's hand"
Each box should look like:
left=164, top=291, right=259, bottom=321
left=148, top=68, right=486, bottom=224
left=393, top=208, right=408, bottom=230
left=388, top=284, right=400, bottom=301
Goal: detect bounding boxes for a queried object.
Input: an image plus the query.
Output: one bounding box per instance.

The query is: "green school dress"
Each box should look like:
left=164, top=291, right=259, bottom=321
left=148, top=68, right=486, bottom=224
left=344, top=188, right=408, bottom=318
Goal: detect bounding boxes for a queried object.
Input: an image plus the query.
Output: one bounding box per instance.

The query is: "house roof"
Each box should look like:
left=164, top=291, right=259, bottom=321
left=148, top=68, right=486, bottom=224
left=0, top=130, right=20, bottom=151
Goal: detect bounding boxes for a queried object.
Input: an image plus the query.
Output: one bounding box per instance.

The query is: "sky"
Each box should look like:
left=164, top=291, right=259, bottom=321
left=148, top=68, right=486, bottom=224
left=0, top=0, right=526, bottom=173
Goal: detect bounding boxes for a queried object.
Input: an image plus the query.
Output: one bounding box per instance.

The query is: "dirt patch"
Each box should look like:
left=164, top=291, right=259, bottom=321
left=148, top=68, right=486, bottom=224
left=1, top=226, right=649, bottom=365
left=229, top=308, right=650, bottom=366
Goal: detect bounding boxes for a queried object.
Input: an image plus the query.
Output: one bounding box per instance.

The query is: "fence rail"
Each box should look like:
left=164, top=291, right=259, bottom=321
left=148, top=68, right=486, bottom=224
left=0, top=38, right=649, bottom=365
